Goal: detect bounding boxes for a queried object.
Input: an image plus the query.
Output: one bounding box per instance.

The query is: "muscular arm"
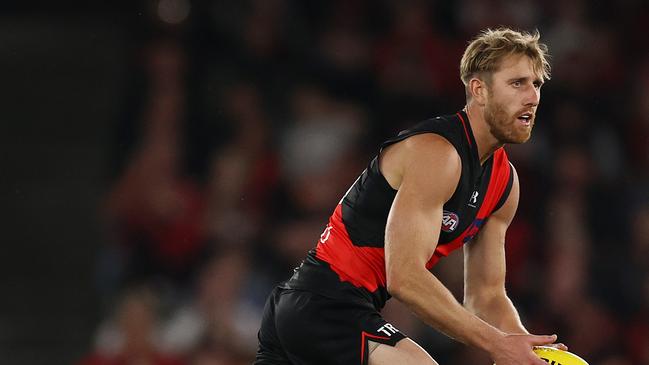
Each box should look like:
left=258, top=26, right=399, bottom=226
left=381, top=138, right=555, bottom=365
left=463, top=165, right=528, bottom=334
left=381, top=134, right=504, bottom=351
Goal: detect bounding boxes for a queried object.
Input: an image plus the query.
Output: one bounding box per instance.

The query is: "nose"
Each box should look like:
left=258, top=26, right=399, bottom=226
left=525, top=85, right=540, bottom=107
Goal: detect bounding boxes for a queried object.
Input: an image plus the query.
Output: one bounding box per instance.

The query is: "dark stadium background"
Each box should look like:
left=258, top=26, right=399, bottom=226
left=2, top=1, right=648, bottom=364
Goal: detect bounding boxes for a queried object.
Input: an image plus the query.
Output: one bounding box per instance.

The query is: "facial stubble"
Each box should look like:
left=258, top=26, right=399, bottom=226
left=484, top=99, right=534, bottom=144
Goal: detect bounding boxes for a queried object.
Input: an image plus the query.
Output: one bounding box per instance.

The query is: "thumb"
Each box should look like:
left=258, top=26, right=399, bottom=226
left=528, top=334, right=557, bottom=346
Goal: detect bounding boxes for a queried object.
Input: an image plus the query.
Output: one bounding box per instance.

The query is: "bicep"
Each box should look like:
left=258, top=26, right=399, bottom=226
left=464, top=166, right=520, bottom=296
left=384, top=134, right=461, bottom=287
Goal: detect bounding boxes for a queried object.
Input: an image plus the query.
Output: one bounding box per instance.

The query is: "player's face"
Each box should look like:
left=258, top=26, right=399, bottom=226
left=483, top=54, right=543, bottom=144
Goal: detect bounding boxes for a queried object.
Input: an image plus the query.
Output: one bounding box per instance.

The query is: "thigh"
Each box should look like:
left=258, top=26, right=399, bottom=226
left=275, top=290, right=409, bottom=365
left=368, top=337, right=439, bottom=365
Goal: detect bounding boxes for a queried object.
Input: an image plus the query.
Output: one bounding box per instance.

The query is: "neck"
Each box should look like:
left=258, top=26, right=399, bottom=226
left=464, top=102, right=504, bottom=164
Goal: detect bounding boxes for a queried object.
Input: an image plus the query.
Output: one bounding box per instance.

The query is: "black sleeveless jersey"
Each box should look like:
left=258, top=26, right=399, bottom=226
left=282, top=110, right=514, bottom=310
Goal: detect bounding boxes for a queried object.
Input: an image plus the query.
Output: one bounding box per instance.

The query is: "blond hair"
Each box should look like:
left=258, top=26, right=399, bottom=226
left=460, top=28, right=551, bottom=89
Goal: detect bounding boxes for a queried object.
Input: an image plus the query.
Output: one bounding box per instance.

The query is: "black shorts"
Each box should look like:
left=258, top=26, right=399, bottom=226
left=254, top=287, right=407, bottom=365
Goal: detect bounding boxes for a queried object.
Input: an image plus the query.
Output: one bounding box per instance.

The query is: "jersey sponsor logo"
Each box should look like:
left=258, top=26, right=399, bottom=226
left=377, top=323, right=399, bottom=336
left=468, top=191, right=479, bottom=207
left=441, top=211, right=459, bottom=232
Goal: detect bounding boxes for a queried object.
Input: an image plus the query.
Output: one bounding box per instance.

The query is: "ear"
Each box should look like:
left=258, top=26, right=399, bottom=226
left=468, top=77, right=488, bottom=106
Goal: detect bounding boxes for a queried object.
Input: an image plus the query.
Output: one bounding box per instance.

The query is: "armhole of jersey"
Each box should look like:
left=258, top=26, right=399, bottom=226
left=492, top=163, right=515, bottom=212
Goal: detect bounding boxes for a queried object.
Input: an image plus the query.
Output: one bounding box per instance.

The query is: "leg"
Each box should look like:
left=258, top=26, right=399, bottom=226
left=368, top=338, right=439, bottom=365
left=272, top=288, right=428, bottom=365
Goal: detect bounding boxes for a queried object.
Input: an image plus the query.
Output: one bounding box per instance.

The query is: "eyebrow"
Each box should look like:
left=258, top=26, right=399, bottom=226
left=507, top=76, right=544, bottom=85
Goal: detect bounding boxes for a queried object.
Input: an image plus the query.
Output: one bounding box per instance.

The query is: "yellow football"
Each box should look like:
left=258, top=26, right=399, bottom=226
left=533, top=346, right=589, bottom=365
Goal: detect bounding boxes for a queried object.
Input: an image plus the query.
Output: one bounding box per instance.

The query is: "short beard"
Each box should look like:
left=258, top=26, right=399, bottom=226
left=484, top=100, right=532, bottom=144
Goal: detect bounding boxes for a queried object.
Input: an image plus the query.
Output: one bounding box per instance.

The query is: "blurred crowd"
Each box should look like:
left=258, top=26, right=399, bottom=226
left=77, top=0, right=649, bottom=364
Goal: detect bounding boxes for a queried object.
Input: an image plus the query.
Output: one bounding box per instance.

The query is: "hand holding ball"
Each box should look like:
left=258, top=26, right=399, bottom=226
left=532, top=346, right=589, bottom=365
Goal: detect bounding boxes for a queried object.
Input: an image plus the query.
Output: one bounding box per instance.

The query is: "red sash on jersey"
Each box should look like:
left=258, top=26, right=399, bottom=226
left=315, top=148, right=512, bottom=292
left=315, top=204, right=387, bottom=292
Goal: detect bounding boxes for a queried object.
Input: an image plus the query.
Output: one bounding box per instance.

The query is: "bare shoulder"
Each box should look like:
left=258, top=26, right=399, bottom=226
left=380, top=133, right=461, bottom=191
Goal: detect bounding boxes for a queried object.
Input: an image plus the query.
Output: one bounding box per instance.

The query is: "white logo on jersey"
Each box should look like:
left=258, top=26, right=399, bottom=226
left=469, top=191, right=479, bottom=207
left=319, top=225, right=333, bottom=244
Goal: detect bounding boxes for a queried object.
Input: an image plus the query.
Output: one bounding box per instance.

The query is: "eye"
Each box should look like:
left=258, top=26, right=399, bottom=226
left=533, top=81, right=542, bottom=89
left=512, top=80, right=522, bottom=88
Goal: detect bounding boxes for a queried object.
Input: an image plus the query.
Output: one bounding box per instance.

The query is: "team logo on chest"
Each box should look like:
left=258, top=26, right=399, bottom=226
left=441, top=210, right=459, bottom=232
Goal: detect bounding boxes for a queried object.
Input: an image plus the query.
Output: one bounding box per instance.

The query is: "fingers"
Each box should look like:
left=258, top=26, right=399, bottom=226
left=495, top=333, right=568, bottom=365
left=544, top=342, right=569, bottom=351
left=528, top=334, right=557, bottom=346
left=533, top=357, right=550, bottom=365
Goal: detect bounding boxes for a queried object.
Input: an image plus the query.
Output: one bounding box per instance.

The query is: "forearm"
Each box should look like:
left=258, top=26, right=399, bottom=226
left=389, top=268, right=504, bottom=352
left=465, top=292, right=528, bottom=334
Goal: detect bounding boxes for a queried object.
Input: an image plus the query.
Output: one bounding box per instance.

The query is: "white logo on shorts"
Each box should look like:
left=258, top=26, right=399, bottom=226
left=377, top=323, right=399, bottom=337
